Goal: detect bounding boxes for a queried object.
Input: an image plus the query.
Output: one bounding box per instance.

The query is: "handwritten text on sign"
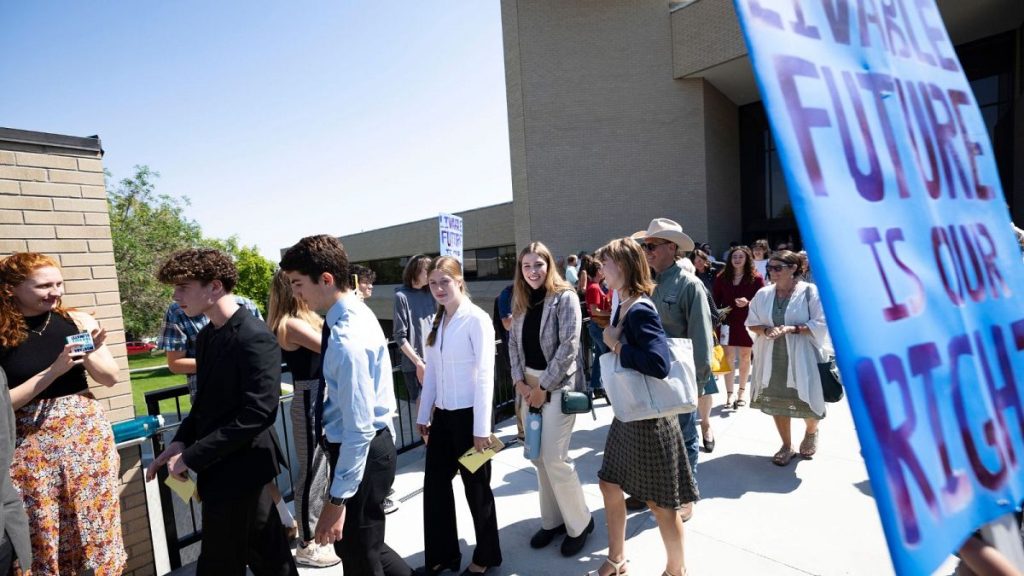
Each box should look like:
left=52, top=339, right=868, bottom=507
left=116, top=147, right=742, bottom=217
left=439, top=213, right=464, bottom=263
left=734, top=1, right=1024, bottom=574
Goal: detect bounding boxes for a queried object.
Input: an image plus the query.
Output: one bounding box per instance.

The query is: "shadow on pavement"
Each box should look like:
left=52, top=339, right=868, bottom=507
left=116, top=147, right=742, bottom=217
left=695, top=453, right=803, bottom=499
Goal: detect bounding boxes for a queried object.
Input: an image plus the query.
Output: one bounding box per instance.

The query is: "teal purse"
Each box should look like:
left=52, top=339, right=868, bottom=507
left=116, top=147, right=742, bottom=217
left=561, top=389, right=595, bottom=418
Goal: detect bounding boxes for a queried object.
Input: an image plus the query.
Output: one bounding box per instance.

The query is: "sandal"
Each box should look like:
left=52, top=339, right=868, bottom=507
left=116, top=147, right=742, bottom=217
left=589, top=557, right=628, bottom=576
left=734, top=388, right=746, bottom=408
left=724, top=392, right=736, bottom=409
left=800, top=431, right=819, bottom=458
left=772, top=446, right=796, bottom=466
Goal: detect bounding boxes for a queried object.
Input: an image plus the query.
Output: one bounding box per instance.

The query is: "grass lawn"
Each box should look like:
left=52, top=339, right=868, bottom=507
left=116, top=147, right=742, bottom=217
left=128, top=353, right=191, bottom=416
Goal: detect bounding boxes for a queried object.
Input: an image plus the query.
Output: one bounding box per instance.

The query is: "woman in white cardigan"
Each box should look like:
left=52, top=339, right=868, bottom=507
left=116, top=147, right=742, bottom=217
left=745, top=250, right=831, bottom=466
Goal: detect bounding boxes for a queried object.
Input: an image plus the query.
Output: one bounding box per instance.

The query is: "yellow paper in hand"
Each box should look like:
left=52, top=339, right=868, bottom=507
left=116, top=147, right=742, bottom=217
left=165, top=474, right=198, bottom=503
left=458, top=434, right=505, bottom=474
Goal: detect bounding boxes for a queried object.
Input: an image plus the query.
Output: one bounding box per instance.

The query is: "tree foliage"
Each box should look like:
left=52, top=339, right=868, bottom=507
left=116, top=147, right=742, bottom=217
left=204, top=236, right=276, bottom=315
left=109, top=166, right=202, bottom=339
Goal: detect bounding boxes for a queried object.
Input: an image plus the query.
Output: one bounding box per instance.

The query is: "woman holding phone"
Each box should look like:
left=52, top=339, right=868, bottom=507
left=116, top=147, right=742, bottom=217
left=415, top=257, right=501, bottom=575
left=0, top=252, right=125, bottom=575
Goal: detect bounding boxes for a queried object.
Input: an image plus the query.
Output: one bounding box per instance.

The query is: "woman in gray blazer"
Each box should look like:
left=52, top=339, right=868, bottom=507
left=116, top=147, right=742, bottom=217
left=0, top=368, right=30, bottom=576
left=508, top=242, right=594, bottom=557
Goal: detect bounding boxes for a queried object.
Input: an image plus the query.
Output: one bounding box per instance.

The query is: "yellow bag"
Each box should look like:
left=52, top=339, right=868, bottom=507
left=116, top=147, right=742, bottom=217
left=712, top=343, right=732, bottom=375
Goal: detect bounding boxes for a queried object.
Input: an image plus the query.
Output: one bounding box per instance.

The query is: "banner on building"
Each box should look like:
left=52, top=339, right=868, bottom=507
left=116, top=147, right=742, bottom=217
left=733, top=1, right=1024, bottom=574
left=439, top=213, right=463, bottom=263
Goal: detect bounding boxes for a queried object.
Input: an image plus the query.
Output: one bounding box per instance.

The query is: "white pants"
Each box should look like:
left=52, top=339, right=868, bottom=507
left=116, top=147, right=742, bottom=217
left=525, top=369, right=592, bottom=537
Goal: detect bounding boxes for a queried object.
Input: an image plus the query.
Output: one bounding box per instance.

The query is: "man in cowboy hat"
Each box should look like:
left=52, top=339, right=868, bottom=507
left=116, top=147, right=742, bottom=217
left=631, top=218, right=714, bottom=521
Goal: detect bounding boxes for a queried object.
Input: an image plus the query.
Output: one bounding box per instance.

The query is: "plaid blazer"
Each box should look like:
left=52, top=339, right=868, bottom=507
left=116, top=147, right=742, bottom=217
left=508, top=287, right=585, bottom=392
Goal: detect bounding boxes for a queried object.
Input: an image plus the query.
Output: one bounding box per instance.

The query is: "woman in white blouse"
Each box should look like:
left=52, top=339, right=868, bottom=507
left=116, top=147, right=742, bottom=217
left=415, top=257, right=501, bottom=576
left=745, top=250, right=831, bottom=466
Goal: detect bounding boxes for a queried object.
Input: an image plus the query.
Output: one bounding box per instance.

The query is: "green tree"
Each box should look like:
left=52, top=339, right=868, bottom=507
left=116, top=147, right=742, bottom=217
left=109, top=166, right=202, bottom=339
left=205, top=236, right=276, bottom=315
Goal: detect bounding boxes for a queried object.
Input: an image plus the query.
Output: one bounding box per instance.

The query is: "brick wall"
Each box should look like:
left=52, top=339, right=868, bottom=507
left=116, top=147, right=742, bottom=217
left=0, top=128, right=156, bottom=576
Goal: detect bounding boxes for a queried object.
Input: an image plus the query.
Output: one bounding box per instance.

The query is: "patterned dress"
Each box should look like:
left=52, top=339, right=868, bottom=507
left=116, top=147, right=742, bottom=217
left=1, top=312, right=126, bottom=576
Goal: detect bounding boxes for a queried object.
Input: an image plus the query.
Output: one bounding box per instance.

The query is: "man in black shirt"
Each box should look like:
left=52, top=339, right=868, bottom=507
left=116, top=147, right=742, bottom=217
left=146, top=248, right=297, bottom=576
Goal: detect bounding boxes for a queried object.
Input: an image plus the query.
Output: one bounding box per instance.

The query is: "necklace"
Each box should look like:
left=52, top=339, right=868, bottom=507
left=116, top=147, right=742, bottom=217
left=28, top=312, right=51, bottom=336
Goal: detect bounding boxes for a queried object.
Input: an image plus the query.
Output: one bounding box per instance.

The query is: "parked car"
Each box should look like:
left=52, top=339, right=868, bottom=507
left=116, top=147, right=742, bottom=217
left=126, top=341, right=157, bottom=356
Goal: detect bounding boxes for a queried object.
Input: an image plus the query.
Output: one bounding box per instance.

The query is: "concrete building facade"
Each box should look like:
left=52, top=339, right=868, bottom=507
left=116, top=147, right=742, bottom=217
left=500, top=0, right=1024, bottom=258
left=0, top=128, right=156, bottom=574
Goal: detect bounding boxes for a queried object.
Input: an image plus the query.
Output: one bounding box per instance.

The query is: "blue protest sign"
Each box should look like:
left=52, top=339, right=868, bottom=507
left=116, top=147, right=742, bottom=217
left=439, top=213, right=464, bottom=263
left=733, top=1, right=1024, bottom=574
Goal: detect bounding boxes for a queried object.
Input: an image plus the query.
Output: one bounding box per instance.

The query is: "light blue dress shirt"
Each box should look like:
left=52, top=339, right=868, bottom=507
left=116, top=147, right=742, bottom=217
left=322, top=293, right=397, bottom=500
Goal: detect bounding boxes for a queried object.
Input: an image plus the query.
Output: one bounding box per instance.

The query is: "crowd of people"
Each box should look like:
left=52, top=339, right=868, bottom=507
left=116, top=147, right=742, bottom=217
left=0, top=218, right=840, bottom=576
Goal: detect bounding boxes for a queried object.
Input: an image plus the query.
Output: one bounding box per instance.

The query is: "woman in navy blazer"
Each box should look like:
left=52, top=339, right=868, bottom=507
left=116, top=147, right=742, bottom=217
left=591, top=238, right=697, bottom=576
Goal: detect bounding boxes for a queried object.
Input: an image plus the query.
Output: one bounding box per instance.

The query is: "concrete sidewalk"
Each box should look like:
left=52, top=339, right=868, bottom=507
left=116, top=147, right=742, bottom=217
left=174, top=393, right=959, bottom=575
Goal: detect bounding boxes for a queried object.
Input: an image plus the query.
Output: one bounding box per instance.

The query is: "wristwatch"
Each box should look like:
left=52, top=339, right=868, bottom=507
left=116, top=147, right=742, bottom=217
left=329, top=496, right=347, bottom=507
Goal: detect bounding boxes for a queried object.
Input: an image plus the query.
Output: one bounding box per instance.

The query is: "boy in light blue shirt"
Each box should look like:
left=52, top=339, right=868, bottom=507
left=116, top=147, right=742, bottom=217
left=280, top=234, right=411, bottom=576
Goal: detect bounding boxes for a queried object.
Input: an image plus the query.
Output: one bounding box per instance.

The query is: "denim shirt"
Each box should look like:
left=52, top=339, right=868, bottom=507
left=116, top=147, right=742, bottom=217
left=322, top=293, right=397, bottom=499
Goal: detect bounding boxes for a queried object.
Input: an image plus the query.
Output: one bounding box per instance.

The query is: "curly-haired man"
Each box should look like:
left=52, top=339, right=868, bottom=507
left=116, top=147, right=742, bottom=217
left=147, top=248, right=298, bottom=576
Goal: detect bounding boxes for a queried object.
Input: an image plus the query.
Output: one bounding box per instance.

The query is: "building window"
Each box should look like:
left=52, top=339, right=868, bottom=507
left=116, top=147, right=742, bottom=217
left=354, top=244, right=517, bottom=284
left=464, top=245, right=517, bottom=281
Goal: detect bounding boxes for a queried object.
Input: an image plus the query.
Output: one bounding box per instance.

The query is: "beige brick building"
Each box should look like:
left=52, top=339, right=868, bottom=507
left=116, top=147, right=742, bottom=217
left=501, top=0, right=1024, bottom=258
left=0, top=128, right=156, bottom=575
left=342, top=0, right=1024, bottom=297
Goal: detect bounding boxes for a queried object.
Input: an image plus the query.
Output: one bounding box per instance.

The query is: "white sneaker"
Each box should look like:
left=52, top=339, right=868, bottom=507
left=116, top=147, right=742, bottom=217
left=295, top=542, right=341, bottom=568
left=383, top=497, right=400, bottom=515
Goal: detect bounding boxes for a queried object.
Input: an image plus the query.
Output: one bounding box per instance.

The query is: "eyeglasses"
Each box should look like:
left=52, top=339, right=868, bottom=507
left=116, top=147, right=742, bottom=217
left=641, top=242, right=669, bottom=252
left=765, top=264, right=791, bottom=272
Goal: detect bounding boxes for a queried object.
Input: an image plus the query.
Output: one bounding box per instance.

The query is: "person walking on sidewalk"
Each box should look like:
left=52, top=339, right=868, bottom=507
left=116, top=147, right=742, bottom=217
left=712, top=246, right=765, bottom=410
left=508, top=242, right=594, bottom=558
left=266, top=271, right=341, bottom=568
left=415, top=257, right=502, bottom=576
left=593, top=238, right=696, bottom=576
left=635, top=218, right=713, bottom=521
left=746, top=250, right=830, bottom=466
left=148, top=248, right=297, bottom=576
left=280, top=235, right=412, bottom=576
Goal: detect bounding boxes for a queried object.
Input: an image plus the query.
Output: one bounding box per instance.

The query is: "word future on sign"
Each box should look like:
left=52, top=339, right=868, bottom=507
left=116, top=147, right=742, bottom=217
left=734, top=1, right=1024, bottom=574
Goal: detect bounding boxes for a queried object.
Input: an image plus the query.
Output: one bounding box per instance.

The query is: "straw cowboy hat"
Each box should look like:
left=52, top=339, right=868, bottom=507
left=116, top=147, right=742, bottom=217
left=634, top=218, right=695, bottom=252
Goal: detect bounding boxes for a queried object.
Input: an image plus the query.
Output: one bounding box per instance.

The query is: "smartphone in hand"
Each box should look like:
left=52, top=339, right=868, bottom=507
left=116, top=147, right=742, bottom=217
left=66, top=332, right=96, bottom=354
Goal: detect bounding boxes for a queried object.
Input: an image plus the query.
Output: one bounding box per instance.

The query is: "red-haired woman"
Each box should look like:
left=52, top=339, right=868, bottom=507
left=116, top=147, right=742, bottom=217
left=0, top=252, right=125, bottom=575
left=712, top=247, right=765, bottom=410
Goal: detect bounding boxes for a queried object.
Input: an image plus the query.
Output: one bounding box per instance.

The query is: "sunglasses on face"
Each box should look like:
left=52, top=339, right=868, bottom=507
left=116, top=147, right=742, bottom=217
left=766, top=264, right=791, bottom=272
left=641, top=242, right=669, bottom=252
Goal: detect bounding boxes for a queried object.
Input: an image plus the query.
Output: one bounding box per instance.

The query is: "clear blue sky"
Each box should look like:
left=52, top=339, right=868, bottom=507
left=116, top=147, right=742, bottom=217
left=0, top=1, right=512, bottom=260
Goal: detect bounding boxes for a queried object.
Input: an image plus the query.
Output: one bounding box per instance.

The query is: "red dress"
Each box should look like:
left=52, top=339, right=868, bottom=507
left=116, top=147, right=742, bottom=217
left=712, top=273, right=765, bottom=348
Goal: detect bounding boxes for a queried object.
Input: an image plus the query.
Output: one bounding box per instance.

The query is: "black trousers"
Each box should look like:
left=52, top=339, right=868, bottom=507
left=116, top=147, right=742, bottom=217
left=423, top=408, right=502, bottom=568
left=326, top=428, right=412, bottom=576
left=196, top=482, right=299, bottom=576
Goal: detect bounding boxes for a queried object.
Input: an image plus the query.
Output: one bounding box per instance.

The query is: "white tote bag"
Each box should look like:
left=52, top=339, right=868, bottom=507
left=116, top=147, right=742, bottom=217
left=599, top=299, right=699, bottom=422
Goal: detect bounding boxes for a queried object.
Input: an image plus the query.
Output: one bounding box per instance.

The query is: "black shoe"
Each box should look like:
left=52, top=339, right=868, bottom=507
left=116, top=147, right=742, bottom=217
left=702, top=435, right=715, bottom=453
left=560, top=517, right=595, bottom=557
left=529, top=523, right=566, bottom=548
left=413, top=556, right=462, bottom=576
left=625, top=496, right=647, bottom=511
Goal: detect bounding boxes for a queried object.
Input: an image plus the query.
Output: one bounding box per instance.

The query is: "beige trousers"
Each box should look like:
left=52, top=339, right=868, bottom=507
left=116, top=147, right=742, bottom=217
left=525, top=369, right=592, bottom=537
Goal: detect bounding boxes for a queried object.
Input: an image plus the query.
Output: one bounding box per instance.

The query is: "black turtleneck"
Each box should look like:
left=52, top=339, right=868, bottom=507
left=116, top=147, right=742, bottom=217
left=522, top=286, right=548, bottom=371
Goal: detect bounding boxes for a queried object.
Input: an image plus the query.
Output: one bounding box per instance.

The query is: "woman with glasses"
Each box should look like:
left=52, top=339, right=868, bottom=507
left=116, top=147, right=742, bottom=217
left=745, top=251, right=830, bottom=466
left=712, top=246, right=764, bottom=410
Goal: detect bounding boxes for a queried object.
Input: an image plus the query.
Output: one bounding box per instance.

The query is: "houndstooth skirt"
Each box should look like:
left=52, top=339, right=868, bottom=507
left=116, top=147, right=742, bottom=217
left=598, top=416, right=698, bottom=509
